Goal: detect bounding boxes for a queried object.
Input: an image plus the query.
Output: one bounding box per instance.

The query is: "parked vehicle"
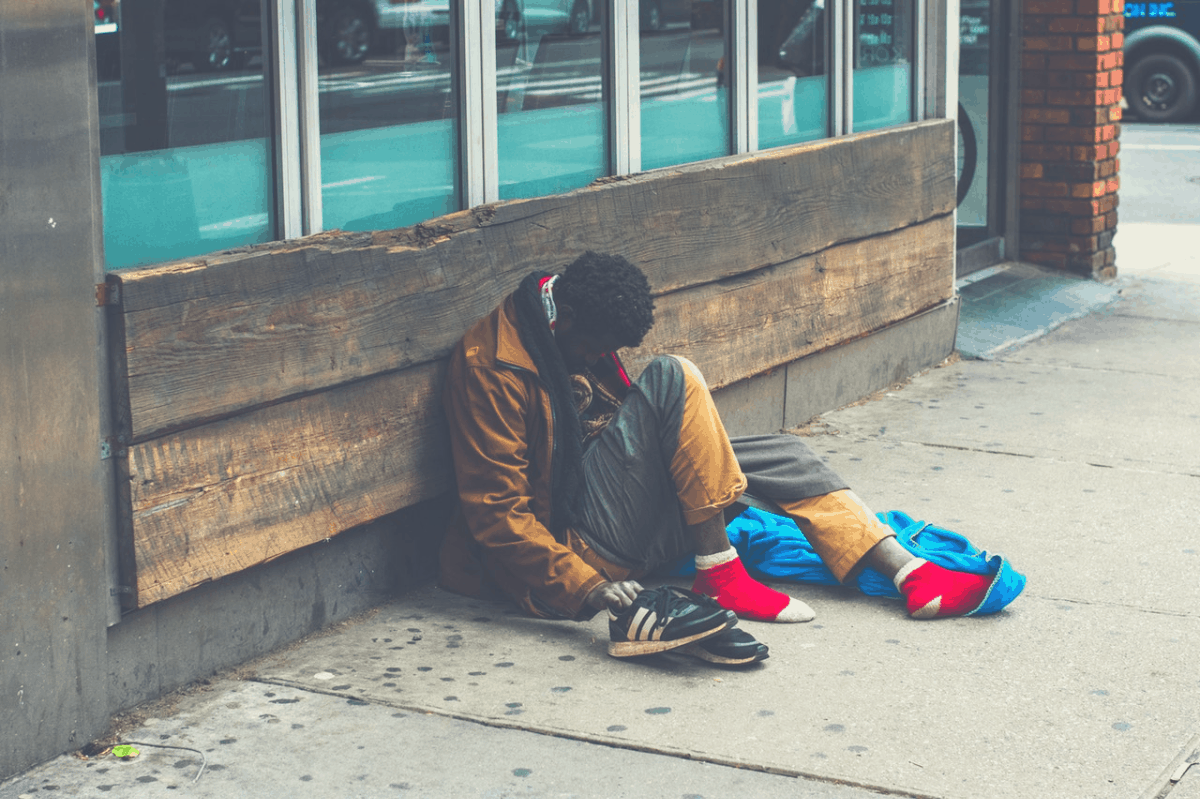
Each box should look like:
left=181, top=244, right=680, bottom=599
left=1124, top=0, right=1200, bottom=121
left=496, top=0, right=594, bottom=40
left=161, top=0, right=379, bottom=72
left=640, top=0, right=693, bottom=31
left=163, top=0, right=265, bottom=71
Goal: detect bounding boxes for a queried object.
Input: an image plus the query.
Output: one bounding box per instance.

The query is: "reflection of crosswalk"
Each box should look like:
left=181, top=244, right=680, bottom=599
left=316, top=66, right=717, bottom=102
left=162, top=64, right=718, bottom=103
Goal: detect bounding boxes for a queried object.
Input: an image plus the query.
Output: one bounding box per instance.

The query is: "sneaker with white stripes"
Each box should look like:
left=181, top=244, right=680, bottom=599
left=607, top=586, right=735, bottom=658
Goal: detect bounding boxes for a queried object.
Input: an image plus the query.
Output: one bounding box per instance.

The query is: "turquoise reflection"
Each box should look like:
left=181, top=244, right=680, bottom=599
left=100, top=140, right=273, bottom=270
left=641, top=89, right=729, bottom=171
left=322, top=119, right=457, bottom=232
left=758, top=75, right=827, bottom=149
left=499, top=105, right=606, bottom=200
left=853, top=65, right=912, bottom=131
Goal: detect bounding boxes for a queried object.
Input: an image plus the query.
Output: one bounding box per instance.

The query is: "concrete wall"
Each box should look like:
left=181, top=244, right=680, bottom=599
left=0, top=0, right=115, bottom=778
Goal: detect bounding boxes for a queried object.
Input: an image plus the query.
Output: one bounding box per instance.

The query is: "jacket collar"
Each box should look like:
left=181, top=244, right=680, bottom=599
left=496, top=294, right=538, bottom=374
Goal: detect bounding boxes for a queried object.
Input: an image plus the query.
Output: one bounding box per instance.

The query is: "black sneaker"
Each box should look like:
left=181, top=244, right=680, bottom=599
left=679, top=628, right=769, bottom=665
left=608, top=586, right=735, bottom=658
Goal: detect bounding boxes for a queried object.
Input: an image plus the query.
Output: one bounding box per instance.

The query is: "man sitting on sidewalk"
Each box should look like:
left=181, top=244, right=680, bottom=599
left=439, top=252, right=995, bottom=663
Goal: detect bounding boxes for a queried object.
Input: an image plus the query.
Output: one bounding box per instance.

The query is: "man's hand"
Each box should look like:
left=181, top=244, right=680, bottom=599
left=585, top=580, right=644, bottom=612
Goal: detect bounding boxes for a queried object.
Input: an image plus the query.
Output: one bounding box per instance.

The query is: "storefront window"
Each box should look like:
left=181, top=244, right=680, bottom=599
left=319, top=2, right=459, bottom=231
left=640, top=0, right=729, bottom=171
left=94, top=0, right=935, bottom=268
left=757, top=0, right=828, bottom=148
left=95, top=0, right=275, bottom=269
left=496, top=0, right=608, bottom=200
left=852, top=0, right=914, bottom=131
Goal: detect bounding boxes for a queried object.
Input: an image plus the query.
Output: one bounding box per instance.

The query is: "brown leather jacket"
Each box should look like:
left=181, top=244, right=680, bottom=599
left=439, top=295, right=627, bottom=619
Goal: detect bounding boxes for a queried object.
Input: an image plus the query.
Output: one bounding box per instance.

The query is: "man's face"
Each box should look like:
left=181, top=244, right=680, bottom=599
left=554, top=324, right=623, bottom=373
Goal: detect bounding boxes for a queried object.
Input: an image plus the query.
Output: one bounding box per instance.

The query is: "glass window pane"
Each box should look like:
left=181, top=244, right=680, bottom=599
left=319, top=2, right=459, bottom=231
left=852, top=0, right=914, bottom=131
left=496, top=0, right=608, bottom=200
left=957, top=0, right=990, bottom=229
left=95, top=0, right=275, bottom=270
left=640, top=0, right=729, bottom=171
left=757, top=0, right=828, bottom=148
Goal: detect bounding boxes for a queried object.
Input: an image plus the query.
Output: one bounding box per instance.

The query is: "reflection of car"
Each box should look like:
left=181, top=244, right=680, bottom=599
left=164, top=0, right=265, bottom=71
left=773, top=0, right=825, bottom=75
left=495, top=0, right=594, bottom=40
left=640, top=0, right=693, bottom=30
left=162, top=0, right=379, bottom=71
left=377, top=0, right=449, bottom=38
left=317, top=0, right=378, bottom=65
left=1124, top=0, right=1200, bottom=121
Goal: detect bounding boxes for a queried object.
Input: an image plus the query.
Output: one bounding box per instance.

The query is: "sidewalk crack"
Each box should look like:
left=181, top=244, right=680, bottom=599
left=1028, top=595, right=1198, bottom=619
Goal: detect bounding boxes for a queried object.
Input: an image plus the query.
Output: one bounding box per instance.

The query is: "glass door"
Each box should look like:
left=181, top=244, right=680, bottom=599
left=956, top=0, right=1015, bottom=274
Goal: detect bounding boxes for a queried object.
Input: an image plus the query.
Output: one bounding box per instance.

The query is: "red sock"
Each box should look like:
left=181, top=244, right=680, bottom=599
left=693, top=553, right=814, bottom=623
left=894, top=559, right=992, bottom=619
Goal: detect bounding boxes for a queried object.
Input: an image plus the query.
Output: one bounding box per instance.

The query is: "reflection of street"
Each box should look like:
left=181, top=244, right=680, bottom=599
left=98, top=30, right=725, bottom=151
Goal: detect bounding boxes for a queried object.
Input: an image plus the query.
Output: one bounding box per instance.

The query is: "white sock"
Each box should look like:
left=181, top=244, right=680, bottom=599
left=695, top=547, right=738, bottom=571
left=892, top=558, right=928, bottom=592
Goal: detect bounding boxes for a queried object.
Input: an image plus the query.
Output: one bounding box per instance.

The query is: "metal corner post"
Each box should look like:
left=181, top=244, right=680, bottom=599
left=612, top=0, right=640, bottom=175
left=296, top=0, right=323, bottom=235
left=831, top=0, right=850, bottom=134
left=461, top=0, right=498, bottom=205
left=271, top=0, right=304, bottom=238
left=731, top=0, right=757, bottom=153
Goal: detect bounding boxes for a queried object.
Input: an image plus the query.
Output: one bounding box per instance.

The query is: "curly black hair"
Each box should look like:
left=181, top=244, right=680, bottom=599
left=555, top=252, right=656, bottom=348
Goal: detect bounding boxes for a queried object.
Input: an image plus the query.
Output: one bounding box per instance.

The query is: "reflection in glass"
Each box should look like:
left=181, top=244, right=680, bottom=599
left=95, top=0, right=275, bottom=269
left=640, top=0, right=729, bottom=171
left=852, top=0, right=914, bottom=131
left=496, top=0, right=607, bottom=200
left=757, top=0, right=827, bottom=149
left=957, top=0, right=990, bottom=229
left=320, top=2, right=459, bottom=232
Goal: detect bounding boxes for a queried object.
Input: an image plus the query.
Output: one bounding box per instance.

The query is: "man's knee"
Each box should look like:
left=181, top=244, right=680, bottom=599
left=640, top=354, right=708, bottom=391
left=668, top=355, right=710, bottom=390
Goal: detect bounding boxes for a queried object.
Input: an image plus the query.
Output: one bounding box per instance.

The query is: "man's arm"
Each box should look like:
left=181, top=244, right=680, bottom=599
left=444, top=358, right=608, bottom=617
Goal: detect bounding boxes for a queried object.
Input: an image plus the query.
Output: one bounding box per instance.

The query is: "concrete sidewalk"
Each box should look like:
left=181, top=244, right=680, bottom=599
left=4, top=256, right=1199, bottom=798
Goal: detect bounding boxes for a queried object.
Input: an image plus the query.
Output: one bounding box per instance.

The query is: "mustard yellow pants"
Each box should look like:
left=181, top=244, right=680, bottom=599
left=572, top=355, right=893, bottom=583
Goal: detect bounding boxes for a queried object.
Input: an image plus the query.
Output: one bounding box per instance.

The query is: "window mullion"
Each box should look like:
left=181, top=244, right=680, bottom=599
left=612, top=0, right=639, bottom=174
left=271, top=0, right=303, bottom=238
left=914, top=0, right=927, bottom=120
left=838, top=0, right=854, bottom=133
left=731, top=0, right=756, bottom=153
left=461, top=1, right=495, bottom=207
left=296, top=0, right=322, bottom=234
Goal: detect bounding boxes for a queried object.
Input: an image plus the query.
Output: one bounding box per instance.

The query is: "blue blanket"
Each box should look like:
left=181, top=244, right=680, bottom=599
left=667, top=508, right=1026, bottom=616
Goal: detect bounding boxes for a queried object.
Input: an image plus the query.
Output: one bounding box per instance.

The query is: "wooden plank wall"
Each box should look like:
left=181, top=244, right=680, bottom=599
left=108, top=119, right=956, bottom=608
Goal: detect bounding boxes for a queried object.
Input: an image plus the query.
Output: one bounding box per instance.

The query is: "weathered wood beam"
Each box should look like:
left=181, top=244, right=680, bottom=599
left=112, top=120, right=954, bottom=442
left=626, top=215, right=956, bottom=388
left=125, top=216, right=952, bottom=607
left=126, top=360, right=449, bottom=608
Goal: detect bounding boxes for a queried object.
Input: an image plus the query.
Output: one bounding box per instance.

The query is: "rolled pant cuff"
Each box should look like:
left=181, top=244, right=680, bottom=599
left=776, top=490, right=894, bottom=583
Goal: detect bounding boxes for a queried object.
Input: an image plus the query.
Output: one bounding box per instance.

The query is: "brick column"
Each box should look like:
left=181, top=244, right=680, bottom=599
left=1018, top=0, right=1124, bottom=279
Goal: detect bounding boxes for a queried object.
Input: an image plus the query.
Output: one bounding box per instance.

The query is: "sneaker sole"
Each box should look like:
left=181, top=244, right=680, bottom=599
left=607, top=618, right=732, bottom=658
left=677, top=642, right=768, bottom=665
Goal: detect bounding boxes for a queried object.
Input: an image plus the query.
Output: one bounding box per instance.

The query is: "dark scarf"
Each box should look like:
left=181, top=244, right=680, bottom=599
left=512, top=272, right=584, bottom=536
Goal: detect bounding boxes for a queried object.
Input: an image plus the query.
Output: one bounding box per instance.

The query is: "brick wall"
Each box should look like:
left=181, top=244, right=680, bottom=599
left=1019, top=0, right=1124, bottom=279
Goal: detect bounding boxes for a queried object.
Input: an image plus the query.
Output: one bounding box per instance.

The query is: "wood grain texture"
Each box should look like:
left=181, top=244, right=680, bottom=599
left=124, top=215, right=952, bottom=607
left=112, top=120, right=954, bottom=441
left=623, top=215, right=956, bottom=387
left=126, top=360, right=449, bottom=608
